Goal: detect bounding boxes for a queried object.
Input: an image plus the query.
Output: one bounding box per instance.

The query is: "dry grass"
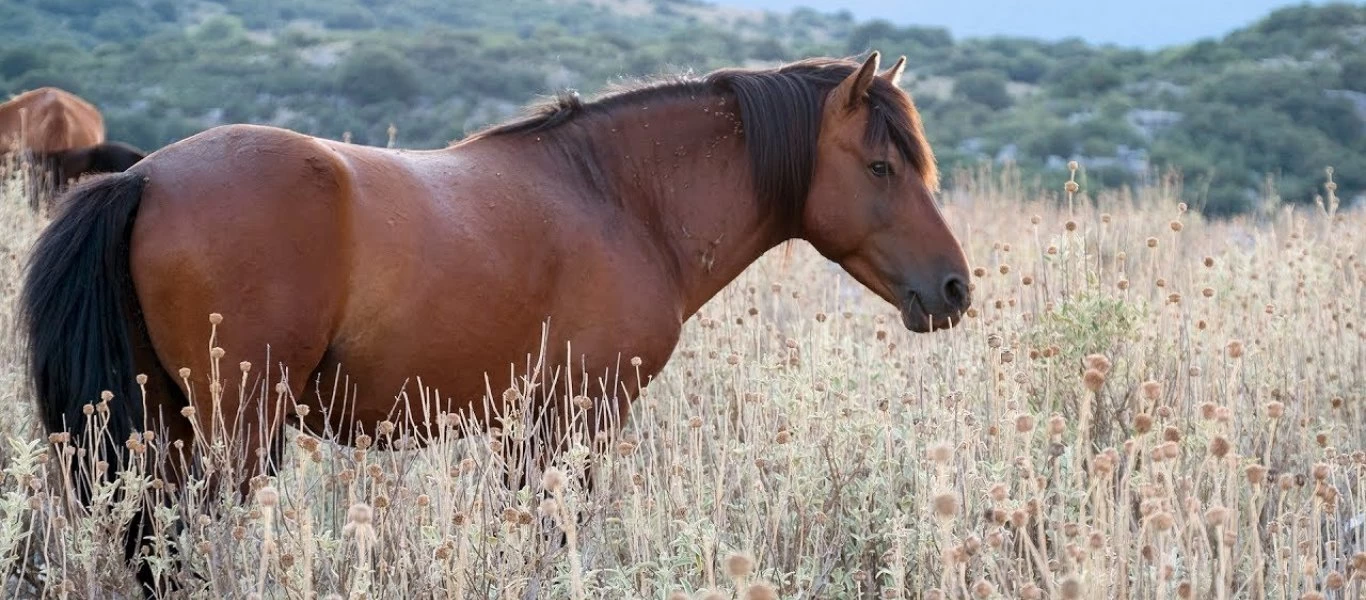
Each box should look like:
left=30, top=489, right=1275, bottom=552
left=0, top=157, right=1361, bottom=599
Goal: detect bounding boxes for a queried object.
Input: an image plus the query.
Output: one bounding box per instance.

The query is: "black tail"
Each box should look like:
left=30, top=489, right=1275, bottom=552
left=19, top=171, right=149, bottom=461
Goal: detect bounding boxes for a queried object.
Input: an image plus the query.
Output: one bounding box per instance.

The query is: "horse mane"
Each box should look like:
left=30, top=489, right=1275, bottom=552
left=466, top=57, right=938, bottom=226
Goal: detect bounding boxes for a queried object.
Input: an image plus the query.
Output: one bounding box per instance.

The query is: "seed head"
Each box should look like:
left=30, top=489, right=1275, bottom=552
left=1014, top=414, right=1035, bottom=433
left=1140, top=380, right=1161, bottom=401
left=256, top=486, right=279, bottom=507
left=932, top=492, right=958, bottom=517
left=1048, top=414, right=1066, bottom=435
left=1325, top=571, right=1344, bottom=590
left=1085, top=354, right=1111, bottom=373
left=1082, top=368, right=1106, bottom=392
left=1266, top=401, right=1285, bottom=419
left=928, top=442, right=953, bottom=464
left=347, top=503, right=372, bottom=525
left=1151, top=511, right=1175, bottom=531
left=1133, top=413, right=1153, bottom=434
left=724, top=551, right=754, bottom=579
left=1246, top=464, right=1268, bottom=486
left=1312, top=463, right=1329, bottom=482
left=971, top=580, right=994, bottom=598
left=1204, top=506, right=1228, bottom=527
left=1198, top=402, right=1218, bottom=420
left=988, top=482, right=1008, bottom=503
left=1226, top=340, right=1244, bottom=358
left=1146, top=237, right=1158, bottom=248
left=209, top=313, right=223, bottom=325
left=745, top=582, right=777, bottom=600
left=1064, top=181, right=1079, bottom=194
left=1060, top=576, right=1081, bottom=599
left=542, top=467, right=567, bottom=493
left=1169, top=220, right=1183, bottom=232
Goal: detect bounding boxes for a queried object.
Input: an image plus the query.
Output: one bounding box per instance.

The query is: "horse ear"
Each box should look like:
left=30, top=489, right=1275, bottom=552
left=880, top=55, right=907, bottom=87
left=834, top=51, right=881, bottom=111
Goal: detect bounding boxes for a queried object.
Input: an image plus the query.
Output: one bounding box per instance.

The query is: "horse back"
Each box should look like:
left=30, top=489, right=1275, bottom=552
left=0, top=87, right=104, bottom=153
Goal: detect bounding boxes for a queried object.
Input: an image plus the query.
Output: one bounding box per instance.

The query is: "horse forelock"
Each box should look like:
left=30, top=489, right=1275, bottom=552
left=466, top=57, right=935, bottom=224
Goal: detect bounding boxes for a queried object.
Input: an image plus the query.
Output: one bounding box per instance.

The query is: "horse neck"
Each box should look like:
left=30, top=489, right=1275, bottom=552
left=583, top=94, right=792, bottom=319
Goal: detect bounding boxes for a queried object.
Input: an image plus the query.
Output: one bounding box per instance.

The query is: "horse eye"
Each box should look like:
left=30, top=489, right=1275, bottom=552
left=868, top=161, right=892, bottom=177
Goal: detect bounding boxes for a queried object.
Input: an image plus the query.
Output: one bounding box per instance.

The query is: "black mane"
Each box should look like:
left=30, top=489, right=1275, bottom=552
left=467, top=57, right=937, bottom=226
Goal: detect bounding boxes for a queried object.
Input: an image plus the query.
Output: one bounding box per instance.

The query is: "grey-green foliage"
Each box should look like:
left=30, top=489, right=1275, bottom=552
left=0, top=0, right=1361, bottom=217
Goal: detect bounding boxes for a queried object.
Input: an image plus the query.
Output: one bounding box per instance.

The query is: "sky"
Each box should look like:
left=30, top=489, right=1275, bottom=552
left=716, top=0, right=1345, bottom=49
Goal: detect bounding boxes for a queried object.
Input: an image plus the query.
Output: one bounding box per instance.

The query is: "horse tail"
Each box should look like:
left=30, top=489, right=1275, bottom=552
left=20, top=171, right=151, bottom=468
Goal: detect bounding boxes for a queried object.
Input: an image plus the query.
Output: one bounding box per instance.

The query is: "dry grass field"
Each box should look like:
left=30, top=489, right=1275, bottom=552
left=0, top=157, right=1361, bottom=599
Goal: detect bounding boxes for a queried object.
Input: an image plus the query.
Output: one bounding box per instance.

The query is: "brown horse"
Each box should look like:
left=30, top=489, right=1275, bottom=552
left=0, top=86, right=105, bottom=154
left=21, top=52, right=971, bottom=593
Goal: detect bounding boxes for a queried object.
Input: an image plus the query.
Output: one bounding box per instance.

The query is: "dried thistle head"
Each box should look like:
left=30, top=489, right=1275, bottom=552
left=1141, top=380, right=1161, bottom=401
left=928, top=442, right=953, bottom=465
left=1048, top=414, right=1066, bottom=436
left=1084, top=354, right=1111, bottom=373
left=1266, top=401, right=1285, bottom=419
left=745, top=582, right=777, bottom=600
left=1059, top=576, right=1081, bottom=599
left=724, top=551, right=754, bottom=579
left=542, top=467, right=567, bottom=494
left=1133, top=413, right=1153, bottom=435
left=933, top=492, right=959, bottom=518
left=1204, top=506, right=1228, bottom=528
left=970, top=580, right=994, bottom=598
left=256, top=486, right=279, bottom=508
left=1082, top=368, right=1106, bottom=392
left=347, top=503, right=373, bottom=526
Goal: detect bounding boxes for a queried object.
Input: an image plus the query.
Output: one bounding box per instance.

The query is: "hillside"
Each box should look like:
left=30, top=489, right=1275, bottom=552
left=1, top=0, right=1364, bottom=215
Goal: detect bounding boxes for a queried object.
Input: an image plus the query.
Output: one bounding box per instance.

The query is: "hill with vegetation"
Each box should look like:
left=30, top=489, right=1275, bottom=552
left=1, top=0, right=1364, bottom=215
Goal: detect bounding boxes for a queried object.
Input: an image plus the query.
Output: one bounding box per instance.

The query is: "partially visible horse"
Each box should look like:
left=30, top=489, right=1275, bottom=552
left=1, top=88, right=147, bottom=204
left=21, top=52, right=973, bottom=596
left=0, top=87, right=105, bottom=154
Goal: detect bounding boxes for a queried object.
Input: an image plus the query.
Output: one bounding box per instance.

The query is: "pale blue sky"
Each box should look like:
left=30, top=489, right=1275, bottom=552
left=717, top=0, right=1346, bottom=48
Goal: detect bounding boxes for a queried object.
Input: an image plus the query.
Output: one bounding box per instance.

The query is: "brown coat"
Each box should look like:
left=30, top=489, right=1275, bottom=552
left=0, top=87, right=105, bottom=154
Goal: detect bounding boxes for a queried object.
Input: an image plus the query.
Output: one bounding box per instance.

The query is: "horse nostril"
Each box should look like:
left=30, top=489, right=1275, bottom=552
left=942, top=274, right=970, bottom=311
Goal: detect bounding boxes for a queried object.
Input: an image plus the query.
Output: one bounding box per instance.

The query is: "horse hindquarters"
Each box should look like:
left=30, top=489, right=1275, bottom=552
left=18, top=171, right=189, bottom=595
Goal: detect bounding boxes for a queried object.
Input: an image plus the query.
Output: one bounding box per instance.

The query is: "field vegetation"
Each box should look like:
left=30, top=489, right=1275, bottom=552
left=0, top=155, right=1360, bottom=598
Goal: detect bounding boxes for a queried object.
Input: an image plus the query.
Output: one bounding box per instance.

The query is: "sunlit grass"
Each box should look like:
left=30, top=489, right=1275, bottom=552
left=0, top=159, right=1361, bottom=599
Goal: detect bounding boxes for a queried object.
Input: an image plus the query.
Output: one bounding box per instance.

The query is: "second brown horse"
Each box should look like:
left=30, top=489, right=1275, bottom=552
left=0, top=86, right=105, bottom=154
